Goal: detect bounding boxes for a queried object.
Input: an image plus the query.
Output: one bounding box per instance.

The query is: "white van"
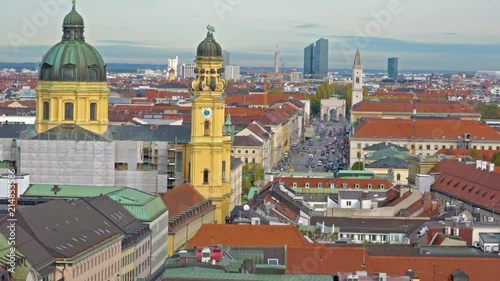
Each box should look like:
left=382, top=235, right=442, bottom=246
left=308, top=154, right=314, bottom=159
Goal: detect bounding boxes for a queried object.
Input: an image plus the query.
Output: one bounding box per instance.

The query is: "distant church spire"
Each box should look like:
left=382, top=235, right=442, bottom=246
left=353, top=48, right=362, bottom=68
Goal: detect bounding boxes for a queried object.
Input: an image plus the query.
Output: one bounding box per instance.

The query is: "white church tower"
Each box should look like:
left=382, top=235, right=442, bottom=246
left=351, top=48, right=363, bottom=109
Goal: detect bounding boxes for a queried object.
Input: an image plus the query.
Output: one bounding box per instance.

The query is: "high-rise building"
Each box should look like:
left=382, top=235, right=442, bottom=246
left=351, top=49, right=364, bottom=109
left=224, top=65, right=240, bottom=81
left=178, top=64, right=196, bottom=79
left=303, top=43, right=314, bottom=76
left=388, top=57, right=398, bottom=80
left=274, top=51, right=279, bottom=73
left=168, top=56, right=179, bottom=77
left=303, top=38, right=328, bottom=78
left=223, top=50, right=230, bottom=66
left=289, top=68, right=303, bottom=82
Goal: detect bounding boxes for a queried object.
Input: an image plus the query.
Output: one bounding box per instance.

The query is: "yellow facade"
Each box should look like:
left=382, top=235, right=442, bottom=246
left=35, top=81, right=110, bottom=134
left=184, top=31, right=234, bottom=223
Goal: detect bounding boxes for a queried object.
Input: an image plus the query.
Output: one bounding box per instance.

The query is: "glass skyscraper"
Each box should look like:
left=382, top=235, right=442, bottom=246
left=388, top=57, right=398, bottom=80
left=303, top=38, right=328, bottom=78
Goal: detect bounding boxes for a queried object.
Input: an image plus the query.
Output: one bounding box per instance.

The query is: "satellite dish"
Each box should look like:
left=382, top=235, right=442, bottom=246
left=243, top=204, right=250, bottom=211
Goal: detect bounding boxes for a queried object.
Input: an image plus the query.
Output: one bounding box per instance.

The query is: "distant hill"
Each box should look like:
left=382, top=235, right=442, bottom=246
left=0, top=62, right=471, bottom=75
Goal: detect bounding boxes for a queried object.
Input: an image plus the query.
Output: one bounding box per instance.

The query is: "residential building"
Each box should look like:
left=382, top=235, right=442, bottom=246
left=350, top=118, right=500, bottom=165
left=168, top=56, right=179, bottom=77
left=2, top=199, right=123, bottom=281
left=351, top=48, right=364, bottom=108
left=289, top=69, right=303, bottom=82
left=236, top=122, right=272, bottom=172
left=224, top=65, right=240, bottom=81
left=222, top=50, right=230, bottom=66
left=21, top=184, right=170, bottom=279
left=429, top=159, right=500, bottom=223
left=364, top=157, right=409, bottom=184
left=178, top=64, right=196, bottom=79
left=232, top=135, right=264, bottom=165
left=388, top=57, right=398, bottom=80
left=159, top=183, right=216, bottom=256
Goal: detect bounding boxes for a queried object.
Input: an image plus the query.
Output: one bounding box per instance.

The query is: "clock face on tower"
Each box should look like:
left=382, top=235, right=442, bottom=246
left=202, top=108, right=212, bottom=119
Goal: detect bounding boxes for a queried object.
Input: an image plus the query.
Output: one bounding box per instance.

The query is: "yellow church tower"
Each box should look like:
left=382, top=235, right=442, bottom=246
left=185, top=26, right=233, bottom=223
left=35, top=1, right=109, bottom=135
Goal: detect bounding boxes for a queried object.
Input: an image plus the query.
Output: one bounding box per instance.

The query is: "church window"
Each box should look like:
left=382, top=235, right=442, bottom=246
left=203, top=169, right=209, bottom=184
left=43, top=101, right=50, bottom=120
left=204, top=121, right=210, bottom=136
left=356, top=77, right=360, bottom=84
left=42, top=66, right=52, bottom=80
left=397, top=174, right=401, bottom=181
left=90, top=103, right=97, bottom=120
left=64, top=69, right=75, bottom=81
left=64, top=103, right=74, bottom=120
left=89, top=68, right=98, bottom=81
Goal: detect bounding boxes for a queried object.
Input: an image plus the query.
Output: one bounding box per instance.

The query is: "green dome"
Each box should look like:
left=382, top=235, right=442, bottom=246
left=39, top=42, right=107, bottom=82
left=38, top=2, right=106, bottom=82
left=63, top=6, right=84, bottom=27
left=197, top=32, right=222, bottom=57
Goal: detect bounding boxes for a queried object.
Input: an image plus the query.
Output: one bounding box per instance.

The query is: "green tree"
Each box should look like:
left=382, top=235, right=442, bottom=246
left=268, top=88, right=284, bottom=94
left=351, top=161, right=364, bottom=170
left=242, top=163, right=264, bottom=198
left=491, top=152, right=500, bottom=166
left=467, top=149, right=480, bottom=159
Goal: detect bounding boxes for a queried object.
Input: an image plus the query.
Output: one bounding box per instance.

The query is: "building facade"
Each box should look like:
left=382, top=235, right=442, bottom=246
left=388, top=57, right=398, bottom=80
left=224, top=65, right=240, bottom=81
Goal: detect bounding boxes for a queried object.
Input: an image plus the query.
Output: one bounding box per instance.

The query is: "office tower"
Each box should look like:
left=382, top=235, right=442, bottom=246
left=303, top=38, right=328, bottom=78
left=351, top=49, right=363, bottom=108
left=303, top=43, right=314, bottom=76
left=168, top=56, right=179, bottom=77
left=388, top=57, right=398, bottom=80
left=224, top=65, right=240, bottom=81
left=223, top=50, right=230, bottom=66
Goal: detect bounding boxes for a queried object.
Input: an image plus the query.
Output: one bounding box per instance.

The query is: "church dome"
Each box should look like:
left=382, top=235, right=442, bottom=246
left=38, top=3, right=106, bottom=82
left=197, top=32, right=222, bottom=57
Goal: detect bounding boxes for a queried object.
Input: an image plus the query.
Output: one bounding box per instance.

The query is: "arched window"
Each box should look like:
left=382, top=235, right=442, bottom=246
left=90, top=103, right=97, bottom=120
left=203, top=169, right=209, bottom=184
left=89, top=69, right=98, bottom=81
left=64, top=103, right=74, bottom=120
left=356, top=77, right=360, bottom=84
left=204, top=121, right=210, bottom=136
left=397, top=174, right=401, bottom=181
left=64, top=69, right=74, bottom=81
left=42, top=101, right=50, bottom=120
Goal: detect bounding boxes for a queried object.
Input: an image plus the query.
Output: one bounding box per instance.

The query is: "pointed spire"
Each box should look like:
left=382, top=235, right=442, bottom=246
left=353, top=48, right=362, bottom=68
left=225, top=114, right=232, bottom=126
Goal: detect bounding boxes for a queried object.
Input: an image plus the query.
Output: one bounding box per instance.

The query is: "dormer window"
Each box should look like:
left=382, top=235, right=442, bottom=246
left=292, top=182, right=297, bottom=188
left=342, top=183, right=347, bottom=189
left=367, top=184, right=372, bottom=189
left=330, top=183, right=335, bottom=189
left=318, top=183, right=322, bottom=188
left=63, top=68, right=75, bottom=81
left=380, top=184, right=385, bottom=189
left=305, top=182, right=310, bottom=188
left=355, top=184, right=360, bottom=189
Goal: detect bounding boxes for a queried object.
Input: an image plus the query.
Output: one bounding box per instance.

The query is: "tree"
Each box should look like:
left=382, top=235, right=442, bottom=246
left=491, top=152, right=500, bottom=166
left=467, top=149, right=480, bottom=159
left=242, top=163, right=264, bottom=198
left=267, top=88, right=284, bottom=94
left=351, top=161, right=363, bottom=170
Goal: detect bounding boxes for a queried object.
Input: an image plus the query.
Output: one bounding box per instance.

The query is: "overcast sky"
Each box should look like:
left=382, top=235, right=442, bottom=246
left=1, top=0, right=499, bottom=70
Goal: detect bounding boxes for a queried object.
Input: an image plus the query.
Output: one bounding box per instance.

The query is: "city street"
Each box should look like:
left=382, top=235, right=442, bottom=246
left=285, top=119, right=350, bottom=174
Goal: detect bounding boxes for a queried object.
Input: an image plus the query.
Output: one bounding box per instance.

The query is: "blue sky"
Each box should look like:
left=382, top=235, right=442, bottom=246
left=2, top=0, right=500, bottom=70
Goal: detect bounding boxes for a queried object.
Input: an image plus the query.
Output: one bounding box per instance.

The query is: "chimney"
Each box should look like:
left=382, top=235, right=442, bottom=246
left=476, top=160, right=482, bottom=169
left=488, top=162, right=495, bottom=172
left=481, top=161, right=488, bottom=170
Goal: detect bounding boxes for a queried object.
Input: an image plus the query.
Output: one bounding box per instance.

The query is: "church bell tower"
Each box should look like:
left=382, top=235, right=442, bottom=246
left=185, top=26, right=234, bottom=223
left=351, top=48, right=364, bottom=109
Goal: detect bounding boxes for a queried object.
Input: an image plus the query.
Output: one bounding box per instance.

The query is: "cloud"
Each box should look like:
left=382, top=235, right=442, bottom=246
left=294, top=23, right=320, bottom=29
left=97, top=40, right=163, bottom=47
left=441, top=32, right=460, bottom=36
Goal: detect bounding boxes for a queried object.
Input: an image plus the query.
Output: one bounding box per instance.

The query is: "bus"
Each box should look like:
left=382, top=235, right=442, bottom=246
left=337, top=170, right=375, bottom=179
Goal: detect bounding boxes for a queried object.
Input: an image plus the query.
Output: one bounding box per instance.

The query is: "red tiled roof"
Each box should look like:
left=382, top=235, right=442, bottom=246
left=353, top=118, right=500, bottom=140
left=430, top=159, right=500, bottom=212
left=225, top=93, right=307, bottom=106
left=385, top=192, right=411, bottom=207
left=353, top=100, right=478, bottom=114
left=435, top=148, right=499, bottom=161
left=279, top=177, right=393, bottom=190
left=159, top=183, right=206, bottom=218
left=286, top=246, right=500, bottom=280
left=186, top=224, right=310, bottom=248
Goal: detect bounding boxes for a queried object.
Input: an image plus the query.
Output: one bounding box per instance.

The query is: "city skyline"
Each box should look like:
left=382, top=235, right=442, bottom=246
left=1, top=0, right=500, bottom=71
